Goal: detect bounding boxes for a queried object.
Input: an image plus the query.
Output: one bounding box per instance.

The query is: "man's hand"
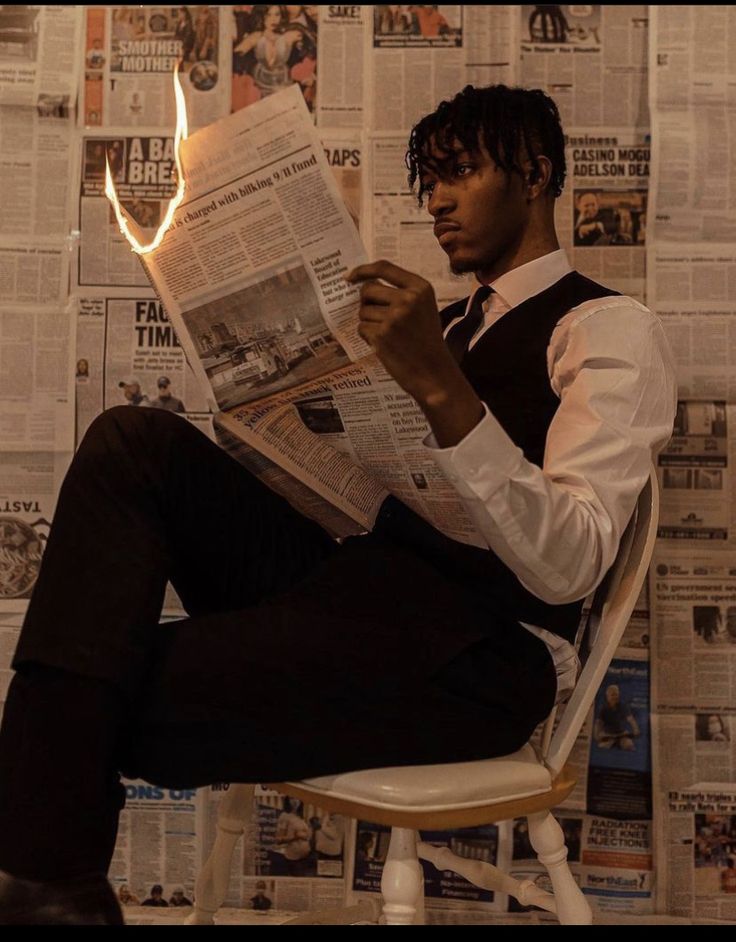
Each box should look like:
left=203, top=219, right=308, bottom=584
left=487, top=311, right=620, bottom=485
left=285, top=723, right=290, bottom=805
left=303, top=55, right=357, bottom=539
left=345, top=259, right=485, bottom=447
left=345, top=259, right=457, bottom=404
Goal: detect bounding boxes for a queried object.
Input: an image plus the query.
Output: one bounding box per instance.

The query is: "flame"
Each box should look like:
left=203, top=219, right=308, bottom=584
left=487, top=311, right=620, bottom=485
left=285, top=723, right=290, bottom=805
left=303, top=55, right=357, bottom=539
left=105, top=65, right=189, bottom=255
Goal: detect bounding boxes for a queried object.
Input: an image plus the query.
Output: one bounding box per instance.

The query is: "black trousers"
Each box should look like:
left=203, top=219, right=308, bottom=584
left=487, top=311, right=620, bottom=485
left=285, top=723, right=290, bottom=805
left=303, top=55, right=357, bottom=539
left=13, top=406, right=556, bottom=787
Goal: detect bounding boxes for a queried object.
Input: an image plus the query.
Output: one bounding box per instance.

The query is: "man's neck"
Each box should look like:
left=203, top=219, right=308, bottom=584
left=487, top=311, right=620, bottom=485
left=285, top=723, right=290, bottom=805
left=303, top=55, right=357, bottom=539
left=476, top=232, right=560, bottom=284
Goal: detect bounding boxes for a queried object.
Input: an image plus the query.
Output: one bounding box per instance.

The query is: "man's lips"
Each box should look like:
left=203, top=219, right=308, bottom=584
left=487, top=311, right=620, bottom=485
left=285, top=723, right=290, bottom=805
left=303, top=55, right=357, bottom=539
left=433, top=221, right=461, bottom=238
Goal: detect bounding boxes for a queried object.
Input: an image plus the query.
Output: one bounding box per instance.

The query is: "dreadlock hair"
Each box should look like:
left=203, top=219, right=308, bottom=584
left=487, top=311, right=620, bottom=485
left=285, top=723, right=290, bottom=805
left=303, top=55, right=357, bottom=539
left=406, top=84, right=566, bottom=205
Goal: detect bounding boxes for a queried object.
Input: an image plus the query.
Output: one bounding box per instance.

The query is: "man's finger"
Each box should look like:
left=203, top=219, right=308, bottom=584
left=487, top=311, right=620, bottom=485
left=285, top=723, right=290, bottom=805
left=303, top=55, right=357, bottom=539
left=358, top=282, right=399, bottom=308
left=345, top=259, right=419, bottom=290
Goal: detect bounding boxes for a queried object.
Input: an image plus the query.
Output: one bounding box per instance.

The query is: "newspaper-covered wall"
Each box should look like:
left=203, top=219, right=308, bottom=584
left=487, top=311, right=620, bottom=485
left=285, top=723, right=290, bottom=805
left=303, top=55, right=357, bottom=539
left=4, top=2, right=732, bottom=925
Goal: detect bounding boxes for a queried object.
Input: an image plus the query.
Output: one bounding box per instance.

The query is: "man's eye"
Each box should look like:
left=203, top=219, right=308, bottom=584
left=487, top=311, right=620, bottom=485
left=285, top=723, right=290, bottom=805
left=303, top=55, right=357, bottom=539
left=422, top=180, right=435, bottom=195
left=454, top=164, right=473, bottom=177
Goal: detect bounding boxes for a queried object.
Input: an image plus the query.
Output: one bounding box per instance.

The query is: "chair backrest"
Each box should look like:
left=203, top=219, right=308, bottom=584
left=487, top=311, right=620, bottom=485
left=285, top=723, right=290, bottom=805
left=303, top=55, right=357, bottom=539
left=543, top=468, right=659, bottom=778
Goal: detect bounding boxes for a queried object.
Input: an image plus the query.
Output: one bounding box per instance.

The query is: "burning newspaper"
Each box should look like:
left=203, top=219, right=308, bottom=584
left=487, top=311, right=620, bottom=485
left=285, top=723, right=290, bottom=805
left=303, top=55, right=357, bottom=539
left=119, top=84, right=483, bottom=545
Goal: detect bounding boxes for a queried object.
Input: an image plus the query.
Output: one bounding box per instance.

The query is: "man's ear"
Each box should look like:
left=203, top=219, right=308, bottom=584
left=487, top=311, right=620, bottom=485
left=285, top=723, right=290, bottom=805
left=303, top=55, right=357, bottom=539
left=523, top=156, right=553, bottom=200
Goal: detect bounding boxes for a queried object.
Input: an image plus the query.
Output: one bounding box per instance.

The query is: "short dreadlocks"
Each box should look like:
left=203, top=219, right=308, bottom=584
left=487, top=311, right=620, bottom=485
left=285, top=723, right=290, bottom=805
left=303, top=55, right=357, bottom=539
left=406, top=85, right=566, bottom=205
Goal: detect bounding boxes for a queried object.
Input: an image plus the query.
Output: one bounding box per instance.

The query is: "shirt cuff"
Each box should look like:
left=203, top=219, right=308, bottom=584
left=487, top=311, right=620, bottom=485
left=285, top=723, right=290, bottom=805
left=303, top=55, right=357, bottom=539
left=422, top=403, right=526, bottom=502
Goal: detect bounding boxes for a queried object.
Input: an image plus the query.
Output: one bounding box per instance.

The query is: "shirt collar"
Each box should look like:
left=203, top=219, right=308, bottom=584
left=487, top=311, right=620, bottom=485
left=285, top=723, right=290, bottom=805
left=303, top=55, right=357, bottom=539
left=482, top=249, right=572, bottom=310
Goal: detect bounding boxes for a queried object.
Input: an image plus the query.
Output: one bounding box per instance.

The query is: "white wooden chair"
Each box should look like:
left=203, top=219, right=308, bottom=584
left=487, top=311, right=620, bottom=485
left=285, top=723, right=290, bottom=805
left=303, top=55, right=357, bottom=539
left=188, top=470, right=658, bottom=926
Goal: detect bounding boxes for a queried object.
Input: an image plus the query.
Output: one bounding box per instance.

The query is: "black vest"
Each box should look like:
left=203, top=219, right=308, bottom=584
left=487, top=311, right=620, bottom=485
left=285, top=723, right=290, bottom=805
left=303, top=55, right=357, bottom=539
left=377, top=271, right=620, bottom=644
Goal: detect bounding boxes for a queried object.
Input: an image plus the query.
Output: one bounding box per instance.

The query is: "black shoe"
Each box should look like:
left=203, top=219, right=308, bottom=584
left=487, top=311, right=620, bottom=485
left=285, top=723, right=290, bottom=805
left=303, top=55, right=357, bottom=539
left=0, top=870, right=124, bottom=925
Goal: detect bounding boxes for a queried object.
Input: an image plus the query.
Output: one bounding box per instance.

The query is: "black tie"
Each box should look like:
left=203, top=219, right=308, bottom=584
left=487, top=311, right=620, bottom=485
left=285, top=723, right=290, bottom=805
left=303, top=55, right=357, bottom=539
left=445, top=285, right=492, bottom=363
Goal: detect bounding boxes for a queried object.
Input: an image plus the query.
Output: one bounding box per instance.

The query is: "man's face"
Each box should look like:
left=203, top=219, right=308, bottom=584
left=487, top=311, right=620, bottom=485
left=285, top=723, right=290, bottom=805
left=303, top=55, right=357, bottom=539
left=577, top=193, right=599, bottom=220
left=123, top=382, right=139, bottom=401
left=158, top=383, right=171, bottom=398
left=606, top=687, right=620, bottom=707
left=420, top=138, right=530, bottom=281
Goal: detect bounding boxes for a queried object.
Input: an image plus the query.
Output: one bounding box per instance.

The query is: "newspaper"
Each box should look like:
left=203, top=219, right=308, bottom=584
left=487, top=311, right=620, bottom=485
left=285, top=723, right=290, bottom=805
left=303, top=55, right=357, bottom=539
left=560, top=127, right=649, bottom=300
left=655, top=401, right=733, bottom=544
left=0, top=4, right=82, bottom=109
left=650, top=547, right=736, bottom=714
left=0, top=450, right=71, bottom=613
left=0, top=106, right=74, bottom=239
left=521, top=4, right=649, bottom=129
left=109, top=778, right=198, bottom=911
left=195, top=784, right=347, bottom=913
left=138, top=85, right=484, bottom=544
left=75, top=127, right=182, bottom=290
left=74, top=291, right=211, bottom=444
left=0, top=301, right=75, bottom=452
left=649, top=6, right=736, bottom=245
left=314, top=4, right=364, bottom=129
left=655, top=785, right=736, bottom=920
left=650, top=248, right=736, bottom=401
left=0, top=238, right=69, bottom=306
left=367, top=5, right=518, bottom=134
left=81, top=5, right=229, bottom=130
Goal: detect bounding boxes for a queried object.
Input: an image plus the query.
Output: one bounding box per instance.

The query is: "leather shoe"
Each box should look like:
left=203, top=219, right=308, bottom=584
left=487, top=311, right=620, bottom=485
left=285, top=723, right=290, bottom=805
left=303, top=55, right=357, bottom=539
left=0, top=870, right=124, bottom=925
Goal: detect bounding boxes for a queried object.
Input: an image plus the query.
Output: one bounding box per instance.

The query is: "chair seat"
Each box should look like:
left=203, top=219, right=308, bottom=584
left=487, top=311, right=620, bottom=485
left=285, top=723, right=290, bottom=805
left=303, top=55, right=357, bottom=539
left=285, top=743, right=552, bottom=814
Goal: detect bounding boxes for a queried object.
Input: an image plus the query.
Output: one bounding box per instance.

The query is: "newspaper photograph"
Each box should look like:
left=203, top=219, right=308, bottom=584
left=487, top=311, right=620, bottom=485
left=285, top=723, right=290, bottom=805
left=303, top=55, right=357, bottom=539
left=0, top=105, right=74, bottom=239
left=0, top=614, right=21, bottom=707
left=109, top=779, right=198, bottom=912
left=650, top=547, right=736, bottom=714
left=0, top=4, right=82, bottom=108
left=559, top=128, right=649, bottom=299
left=656, top=786, right=736, bottom=920
left=231, top=4, right=317, bottom=119
left=196, top=784, right=347, bottom=914
left=649, top=6, right=736, bottom=245
left=0, top=450, right=71, bottom=613
left=506, top=812, right=653, bottom=917
left=649, top=246, right=736, bottom=400
left=82, top=5, right=230, bottom=129
left=0, top=238, right=69, bottom=306
left=0, top=302, right=75, bottom=452
left=521, top=4, right=648, bottom=129
left=74, top=292, right=212, bottom=444
left=76, top=128, right=178, bottom=289
left=656, top=401, right=731, bottom=543
left=314, top=4, right=364, bottom=129
left=352, top=819, right=501, bottom=910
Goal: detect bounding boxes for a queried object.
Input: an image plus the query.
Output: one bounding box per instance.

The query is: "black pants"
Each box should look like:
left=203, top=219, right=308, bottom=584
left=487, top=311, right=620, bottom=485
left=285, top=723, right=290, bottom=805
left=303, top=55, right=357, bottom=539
left=13, top=406, right=556, bottom=787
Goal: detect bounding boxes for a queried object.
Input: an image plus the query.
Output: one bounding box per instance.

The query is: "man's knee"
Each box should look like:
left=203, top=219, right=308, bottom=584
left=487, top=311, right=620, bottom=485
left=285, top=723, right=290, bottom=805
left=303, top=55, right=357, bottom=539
left=78, top=406, right=186, bottom=471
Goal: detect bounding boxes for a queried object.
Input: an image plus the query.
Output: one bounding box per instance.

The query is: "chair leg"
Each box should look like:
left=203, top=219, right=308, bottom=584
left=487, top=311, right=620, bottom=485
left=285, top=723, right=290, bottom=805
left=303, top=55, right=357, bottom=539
left=186, top=784, right=255, bottom=925
left=380, top=828, right=424, bottom=925
left=527, top=811, right=592, bottom=925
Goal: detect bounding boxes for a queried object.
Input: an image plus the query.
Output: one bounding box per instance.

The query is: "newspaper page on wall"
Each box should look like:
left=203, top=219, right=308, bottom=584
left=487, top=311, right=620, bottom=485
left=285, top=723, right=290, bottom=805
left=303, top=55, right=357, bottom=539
left=314, top=4, right=364, bottom=129
left=558, top=128, right=649, bottom=301
left=0, top=4, right=82, bottom=109
left=195, top=784, right=349, bottom=914
left=0, top=106, right=75, bottom=239
left=520, top=4, right=648, bottom=129
left=75, top=127, right=178, bottom=290
left=367, top=5, right=519, bottom=135
left=74, top=291, right=211, bottom=444
left=81, top=5, right=230, bottom=130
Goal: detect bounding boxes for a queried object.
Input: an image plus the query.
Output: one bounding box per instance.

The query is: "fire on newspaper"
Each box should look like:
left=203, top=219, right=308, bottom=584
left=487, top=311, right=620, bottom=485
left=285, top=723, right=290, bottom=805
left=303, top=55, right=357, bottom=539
left=106, top=82, right=485, bottom=547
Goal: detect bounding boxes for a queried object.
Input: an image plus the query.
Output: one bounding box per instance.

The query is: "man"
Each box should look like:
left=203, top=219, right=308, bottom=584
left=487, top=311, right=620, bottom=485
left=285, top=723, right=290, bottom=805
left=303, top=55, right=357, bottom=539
left=149, top=376, right=186, bottom=413
left=118, top=378, right=149, bottom=406
left=573, top=190, right=607, bottom=245
left=141, top=884, right=168, bottom=907
left=594, top=685, right=640, bottom=750
left=0, top=84, right=675, bottom=923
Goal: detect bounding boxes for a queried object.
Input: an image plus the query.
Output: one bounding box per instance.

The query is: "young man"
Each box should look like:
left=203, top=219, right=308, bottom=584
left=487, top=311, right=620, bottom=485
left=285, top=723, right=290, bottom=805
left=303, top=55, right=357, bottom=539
left=0, top=84, right=675, bottom=923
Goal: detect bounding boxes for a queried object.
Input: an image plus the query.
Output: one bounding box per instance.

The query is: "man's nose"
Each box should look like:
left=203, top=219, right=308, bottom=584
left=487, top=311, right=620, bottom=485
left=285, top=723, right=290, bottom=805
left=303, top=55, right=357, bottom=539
left=427, top=180, right=455, bottom=216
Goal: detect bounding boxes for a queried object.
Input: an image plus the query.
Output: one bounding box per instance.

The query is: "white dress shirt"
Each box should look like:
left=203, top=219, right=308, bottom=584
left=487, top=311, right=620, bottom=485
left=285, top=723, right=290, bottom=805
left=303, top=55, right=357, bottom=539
left=424, top=249, right=677, bottom=700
